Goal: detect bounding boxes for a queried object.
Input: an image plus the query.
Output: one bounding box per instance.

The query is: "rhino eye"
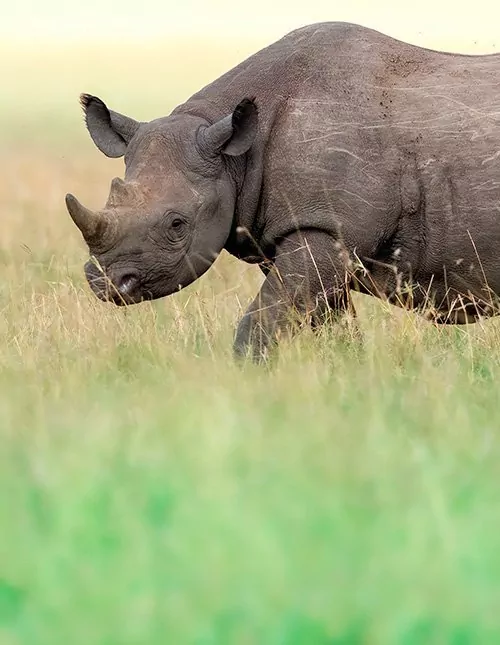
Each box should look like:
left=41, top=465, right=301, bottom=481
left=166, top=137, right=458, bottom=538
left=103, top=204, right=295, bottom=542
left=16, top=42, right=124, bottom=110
left=164, top=212, right=188, bottom=242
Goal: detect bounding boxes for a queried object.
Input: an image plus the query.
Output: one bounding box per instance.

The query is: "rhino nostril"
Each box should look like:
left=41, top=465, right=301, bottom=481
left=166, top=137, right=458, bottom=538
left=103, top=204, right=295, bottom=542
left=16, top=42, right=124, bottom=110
left=115, top=273, right=139, bottom=295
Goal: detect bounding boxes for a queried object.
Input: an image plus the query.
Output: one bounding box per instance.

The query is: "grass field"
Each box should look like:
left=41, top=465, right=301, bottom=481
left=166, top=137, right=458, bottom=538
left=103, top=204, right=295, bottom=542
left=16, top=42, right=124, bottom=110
left=2, top=36, right=500, bottom=644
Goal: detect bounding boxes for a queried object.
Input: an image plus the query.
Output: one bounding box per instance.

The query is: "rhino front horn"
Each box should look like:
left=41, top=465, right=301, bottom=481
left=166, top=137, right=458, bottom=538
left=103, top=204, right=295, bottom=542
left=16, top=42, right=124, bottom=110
left=65, top=193, right=102, bottom=241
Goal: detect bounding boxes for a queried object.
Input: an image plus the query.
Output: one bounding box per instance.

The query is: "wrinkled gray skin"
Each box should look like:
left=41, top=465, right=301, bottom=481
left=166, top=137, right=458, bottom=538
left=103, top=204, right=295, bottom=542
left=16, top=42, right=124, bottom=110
left=66, top=22, right=500, bottom=361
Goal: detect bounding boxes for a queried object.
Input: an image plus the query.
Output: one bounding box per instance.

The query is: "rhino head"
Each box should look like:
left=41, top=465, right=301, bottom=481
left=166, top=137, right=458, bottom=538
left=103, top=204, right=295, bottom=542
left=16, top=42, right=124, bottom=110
left=66, top=93, right=258, bottom=305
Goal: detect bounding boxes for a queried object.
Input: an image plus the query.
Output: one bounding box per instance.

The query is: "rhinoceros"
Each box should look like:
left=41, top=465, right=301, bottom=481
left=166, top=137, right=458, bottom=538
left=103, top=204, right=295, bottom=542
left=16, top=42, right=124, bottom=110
left=66, top=22, right=500, bottom=360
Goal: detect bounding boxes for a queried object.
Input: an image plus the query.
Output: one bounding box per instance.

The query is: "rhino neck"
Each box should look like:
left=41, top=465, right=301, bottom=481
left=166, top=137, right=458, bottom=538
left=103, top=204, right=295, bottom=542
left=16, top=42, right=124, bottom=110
left=173, top=95, right=283, bottom=264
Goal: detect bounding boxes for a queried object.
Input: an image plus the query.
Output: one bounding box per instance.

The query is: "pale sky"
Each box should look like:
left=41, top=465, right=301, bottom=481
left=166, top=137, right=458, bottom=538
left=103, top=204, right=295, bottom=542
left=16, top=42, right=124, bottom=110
left=1, top=0, right=499, bottom=51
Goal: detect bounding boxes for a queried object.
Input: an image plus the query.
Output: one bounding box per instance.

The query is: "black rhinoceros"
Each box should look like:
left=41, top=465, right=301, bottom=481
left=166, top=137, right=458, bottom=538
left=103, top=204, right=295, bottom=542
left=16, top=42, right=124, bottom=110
left=65, top=22, right=500, bottom=360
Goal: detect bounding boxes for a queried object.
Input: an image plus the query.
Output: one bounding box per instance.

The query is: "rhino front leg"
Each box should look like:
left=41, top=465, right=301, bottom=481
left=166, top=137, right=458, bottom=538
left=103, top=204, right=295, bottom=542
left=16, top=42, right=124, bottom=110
left=233, top=229, right=354, bottom=361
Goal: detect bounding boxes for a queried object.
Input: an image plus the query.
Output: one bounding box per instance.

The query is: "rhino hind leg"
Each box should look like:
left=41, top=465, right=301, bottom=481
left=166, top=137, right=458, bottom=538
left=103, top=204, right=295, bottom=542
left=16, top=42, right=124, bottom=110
left=233, top=229, right=359, bottom=362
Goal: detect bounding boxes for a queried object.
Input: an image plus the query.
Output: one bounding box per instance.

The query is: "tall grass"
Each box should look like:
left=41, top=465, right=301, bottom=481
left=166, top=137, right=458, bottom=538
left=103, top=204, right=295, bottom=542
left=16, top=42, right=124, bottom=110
left=1, top=37, right=500, bottom=644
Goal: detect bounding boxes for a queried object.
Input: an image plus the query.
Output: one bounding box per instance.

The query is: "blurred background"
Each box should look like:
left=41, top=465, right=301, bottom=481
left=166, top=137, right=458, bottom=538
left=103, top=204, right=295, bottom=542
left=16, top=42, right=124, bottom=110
left=2, top=0, right=500, bottom=44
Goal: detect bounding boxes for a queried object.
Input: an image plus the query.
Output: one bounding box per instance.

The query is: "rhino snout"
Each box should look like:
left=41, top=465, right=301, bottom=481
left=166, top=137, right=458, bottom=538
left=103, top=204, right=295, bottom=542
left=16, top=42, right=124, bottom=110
left=84, top=261, right=141, bottom=305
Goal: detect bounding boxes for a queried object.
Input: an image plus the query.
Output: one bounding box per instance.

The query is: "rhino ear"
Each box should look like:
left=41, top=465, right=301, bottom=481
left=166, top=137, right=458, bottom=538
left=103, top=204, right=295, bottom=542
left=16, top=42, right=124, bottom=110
left=79, top=93, right=140, bottom=158
left=199, top=98, right=258, bottom=157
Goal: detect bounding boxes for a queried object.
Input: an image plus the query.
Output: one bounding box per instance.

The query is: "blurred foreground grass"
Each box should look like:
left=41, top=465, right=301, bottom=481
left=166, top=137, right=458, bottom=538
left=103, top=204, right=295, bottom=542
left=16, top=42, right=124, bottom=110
left=1, top=35, right=500, bottom=644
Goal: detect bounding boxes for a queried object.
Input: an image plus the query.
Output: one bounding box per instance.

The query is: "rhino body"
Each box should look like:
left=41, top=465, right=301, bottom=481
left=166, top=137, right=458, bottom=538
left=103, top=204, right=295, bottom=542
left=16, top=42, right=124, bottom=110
left=66, top=22, right=500, bottom=359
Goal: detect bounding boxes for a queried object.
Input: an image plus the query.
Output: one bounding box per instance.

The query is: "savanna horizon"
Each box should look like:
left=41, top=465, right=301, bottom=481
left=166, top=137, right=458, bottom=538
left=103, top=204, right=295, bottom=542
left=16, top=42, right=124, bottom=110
left=2, top=24, right=500, bottom=644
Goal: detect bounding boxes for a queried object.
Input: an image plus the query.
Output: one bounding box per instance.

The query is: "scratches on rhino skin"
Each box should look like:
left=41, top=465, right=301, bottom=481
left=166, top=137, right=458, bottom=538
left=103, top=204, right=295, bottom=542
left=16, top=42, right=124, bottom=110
left=323, top=187, right=386, bottom=211
left=482, top=150, right=500, bottom=165
left=325, top=147, right=368, bottom=163
left=472, top=179, right=500, bottom=192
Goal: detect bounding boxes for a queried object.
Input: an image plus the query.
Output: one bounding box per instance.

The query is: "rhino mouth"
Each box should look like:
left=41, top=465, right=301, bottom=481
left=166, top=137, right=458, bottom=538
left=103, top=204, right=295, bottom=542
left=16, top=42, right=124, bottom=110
left=89, top=280, right=154, bottom=306
left=84, top=261, right=154, bottom=306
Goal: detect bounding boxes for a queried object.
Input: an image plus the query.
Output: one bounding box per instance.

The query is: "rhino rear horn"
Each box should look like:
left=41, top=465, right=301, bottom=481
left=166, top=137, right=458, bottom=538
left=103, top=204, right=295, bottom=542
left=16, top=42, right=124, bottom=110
left=65, top=193, right=103, bottom=242
left=199, top=98, right=258, bottom=157
left=80, top=94, right=140, bottom=158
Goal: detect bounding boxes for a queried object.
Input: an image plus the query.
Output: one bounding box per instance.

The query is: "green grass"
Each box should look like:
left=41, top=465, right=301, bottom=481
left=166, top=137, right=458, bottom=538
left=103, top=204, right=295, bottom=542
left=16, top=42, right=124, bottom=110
left=3, top=308, right=500, bottom=644
left=2, top=38, right=500, bottom=644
